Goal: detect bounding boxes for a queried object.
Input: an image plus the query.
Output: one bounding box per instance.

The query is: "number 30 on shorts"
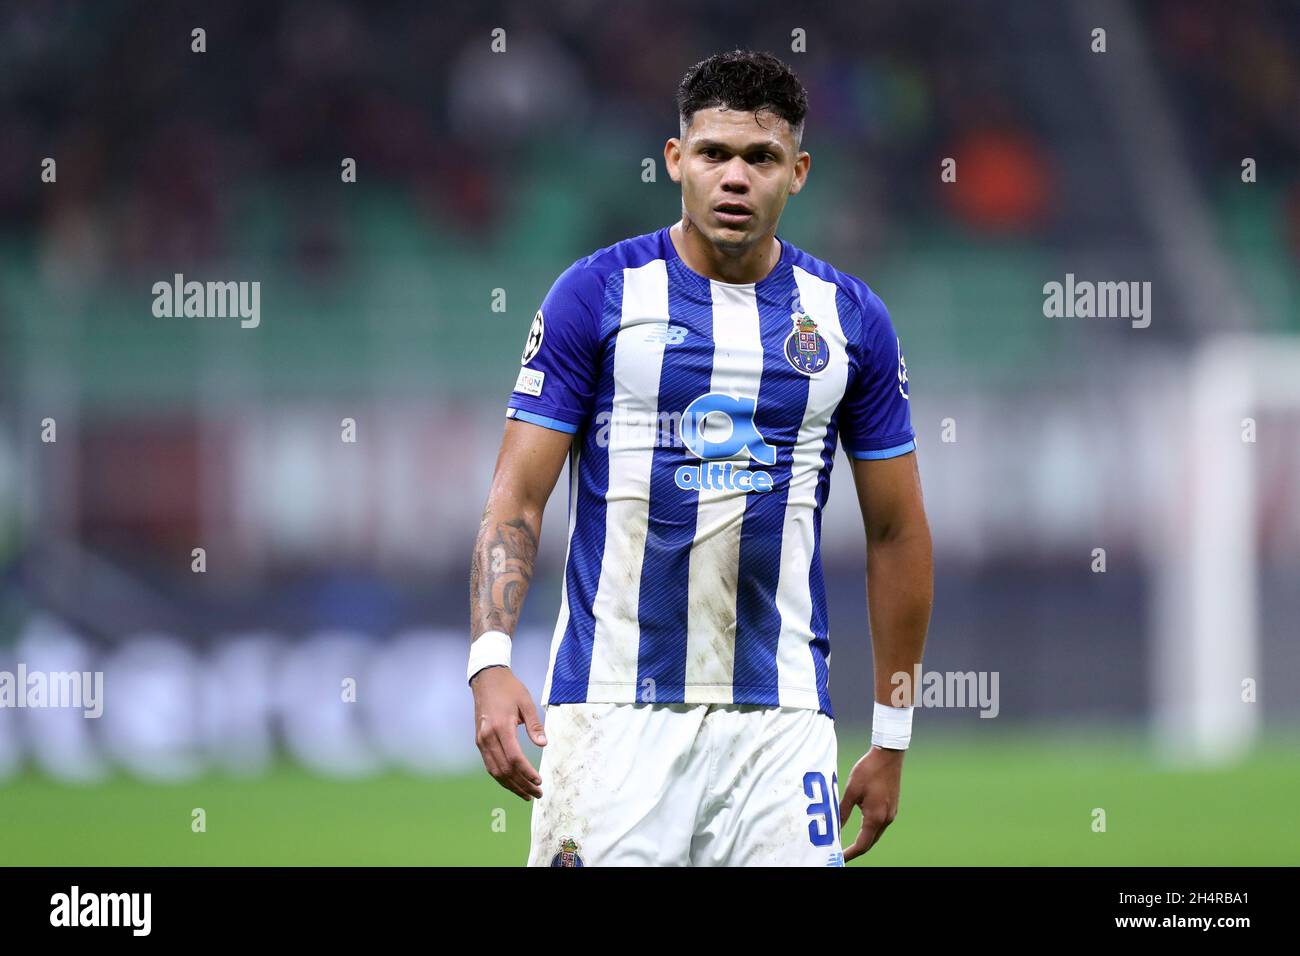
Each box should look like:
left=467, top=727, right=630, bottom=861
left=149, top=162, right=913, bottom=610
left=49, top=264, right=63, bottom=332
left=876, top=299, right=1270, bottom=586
left=803, top=770, right=841, bottom=847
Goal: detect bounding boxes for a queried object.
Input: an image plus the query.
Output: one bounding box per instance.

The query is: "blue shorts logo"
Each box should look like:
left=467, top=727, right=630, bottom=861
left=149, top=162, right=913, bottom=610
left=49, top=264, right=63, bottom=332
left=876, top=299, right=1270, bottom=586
left=676, top=393, right=776, bottom=493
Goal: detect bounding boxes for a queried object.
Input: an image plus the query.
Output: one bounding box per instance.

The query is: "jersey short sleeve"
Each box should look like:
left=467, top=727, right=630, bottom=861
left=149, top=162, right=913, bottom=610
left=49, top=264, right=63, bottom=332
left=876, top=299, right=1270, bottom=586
left=505, top=260, right=606, bottom=434
left=838, top=288, right=917, bottom=460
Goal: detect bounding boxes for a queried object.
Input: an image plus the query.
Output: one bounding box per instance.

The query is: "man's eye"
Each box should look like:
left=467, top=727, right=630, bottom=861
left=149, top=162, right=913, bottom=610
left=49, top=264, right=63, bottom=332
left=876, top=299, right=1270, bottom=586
left=751, top=153, right=774, bottom=163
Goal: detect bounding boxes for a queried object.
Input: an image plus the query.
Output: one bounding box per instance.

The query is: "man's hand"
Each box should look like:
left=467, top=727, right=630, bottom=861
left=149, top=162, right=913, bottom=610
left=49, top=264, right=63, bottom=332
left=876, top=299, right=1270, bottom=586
left=471, top=666, right=547, bottom=801
left=838, top=745, right=905, bottom=861
left=468, top=419, right=570, bottom=799
left=843, top=450, right=929, bottom=861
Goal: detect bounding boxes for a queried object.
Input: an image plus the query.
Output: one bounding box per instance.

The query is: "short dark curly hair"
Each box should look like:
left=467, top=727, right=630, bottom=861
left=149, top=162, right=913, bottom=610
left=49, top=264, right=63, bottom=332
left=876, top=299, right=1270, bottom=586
left=676, top=50, right=809, bottom=146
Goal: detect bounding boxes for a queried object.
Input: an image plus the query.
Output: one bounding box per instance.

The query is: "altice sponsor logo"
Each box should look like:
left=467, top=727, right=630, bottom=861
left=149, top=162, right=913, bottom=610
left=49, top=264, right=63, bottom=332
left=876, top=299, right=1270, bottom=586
left=50, top=886, right=151, bottom=936
left=675, top=393, right=777, bottom=494
left=675, top=460, right=774, bottom=493
left=0, top=665, right=103, bottom=718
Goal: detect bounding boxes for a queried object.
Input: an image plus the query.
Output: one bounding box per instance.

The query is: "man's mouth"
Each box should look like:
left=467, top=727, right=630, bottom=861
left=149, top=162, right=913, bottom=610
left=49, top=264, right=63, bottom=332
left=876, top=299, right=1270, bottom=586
left=713, top=202, right=754, bottom=225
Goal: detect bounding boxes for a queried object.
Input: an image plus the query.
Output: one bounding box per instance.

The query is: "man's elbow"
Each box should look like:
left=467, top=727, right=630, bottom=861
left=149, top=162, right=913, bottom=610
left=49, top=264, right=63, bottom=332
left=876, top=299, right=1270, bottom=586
left=481, top=493, right=546, bottom=537
left=485, top=469, right=550, bottom=523
left=865, top=509, right=931, bottom=548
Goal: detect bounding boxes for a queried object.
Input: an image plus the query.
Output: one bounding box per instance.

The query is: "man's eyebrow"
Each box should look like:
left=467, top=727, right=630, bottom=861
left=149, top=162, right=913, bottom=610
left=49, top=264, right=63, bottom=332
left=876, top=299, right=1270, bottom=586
left=691, top=138, right=786, bottom=154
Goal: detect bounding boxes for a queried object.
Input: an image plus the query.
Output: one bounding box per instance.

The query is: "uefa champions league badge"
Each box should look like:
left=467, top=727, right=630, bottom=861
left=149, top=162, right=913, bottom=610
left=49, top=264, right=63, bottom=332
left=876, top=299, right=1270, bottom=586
left=521, top=309, right=544, bottom=365
left=550, top=836, right=585, bottom=867
left=783, top=310, right=830, bottom=375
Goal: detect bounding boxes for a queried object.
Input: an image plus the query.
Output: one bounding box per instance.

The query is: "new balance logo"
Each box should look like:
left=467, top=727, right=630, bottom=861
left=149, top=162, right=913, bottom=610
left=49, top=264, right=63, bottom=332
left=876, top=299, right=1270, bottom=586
left=645, top=323, right=688, bottom=345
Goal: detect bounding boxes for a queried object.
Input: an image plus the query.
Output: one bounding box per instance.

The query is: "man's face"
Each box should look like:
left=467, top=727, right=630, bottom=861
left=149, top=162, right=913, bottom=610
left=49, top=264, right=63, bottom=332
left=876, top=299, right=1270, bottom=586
left=665, top=106, right=809, bottom=252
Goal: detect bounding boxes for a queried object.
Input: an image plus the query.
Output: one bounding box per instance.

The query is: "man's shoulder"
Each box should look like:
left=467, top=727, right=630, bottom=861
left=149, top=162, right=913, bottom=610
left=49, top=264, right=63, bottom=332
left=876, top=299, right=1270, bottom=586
left=560, top=228, right=669, bottom=281
left=785, top=241, right=885, bottom=321
left=783, top=240, right=891, bottom=341
left=545, top=228, right=670, bottom=310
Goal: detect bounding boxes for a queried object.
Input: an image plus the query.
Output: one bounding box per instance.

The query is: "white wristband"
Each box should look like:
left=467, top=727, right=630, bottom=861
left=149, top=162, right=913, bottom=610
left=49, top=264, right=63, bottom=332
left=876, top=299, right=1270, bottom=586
left=871, top=701, right=913, bottom=750
left=467, top=630, right=512, bottom=684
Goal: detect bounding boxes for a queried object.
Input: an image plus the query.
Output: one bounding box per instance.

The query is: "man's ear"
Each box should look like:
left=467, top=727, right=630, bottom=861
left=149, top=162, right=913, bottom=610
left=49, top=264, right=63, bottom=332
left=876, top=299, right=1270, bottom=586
left=664, top=138, right=682, bottom=182
left=788, top=150, right=811, bottom=196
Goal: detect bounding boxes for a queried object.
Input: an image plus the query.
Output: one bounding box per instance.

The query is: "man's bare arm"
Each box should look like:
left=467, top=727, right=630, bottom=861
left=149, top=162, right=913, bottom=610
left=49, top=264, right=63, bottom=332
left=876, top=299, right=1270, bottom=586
left=470, top=419, right=571, bottom=639
left=853, top=451, right=933, bottom=708
left=468, top=418, right=572, bottom=801
left=838, top=449, right=933, bottom=860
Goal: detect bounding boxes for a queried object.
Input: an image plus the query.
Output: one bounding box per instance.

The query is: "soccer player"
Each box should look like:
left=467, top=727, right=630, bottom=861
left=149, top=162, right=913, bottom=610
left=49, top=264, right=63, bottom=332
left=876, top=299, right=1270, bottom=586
left=468, top=50, right=933, bottom=867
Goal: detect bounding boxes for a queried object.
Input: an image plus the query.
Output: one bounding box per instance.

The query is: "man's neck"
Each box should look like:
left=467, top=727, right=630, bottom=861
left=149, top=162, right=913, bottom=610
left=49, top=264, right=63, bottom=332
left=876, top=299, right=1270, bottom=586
left=670, top=218, right=781, bottom=285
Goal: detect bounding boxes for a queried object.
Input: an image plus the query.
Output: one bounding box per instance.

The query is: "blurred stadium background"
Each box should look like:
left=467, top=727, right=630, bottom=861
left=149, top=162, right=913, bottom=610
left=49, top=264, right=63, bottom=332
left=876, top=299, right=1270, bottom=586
left=1, top=0, right=1297, bottom=865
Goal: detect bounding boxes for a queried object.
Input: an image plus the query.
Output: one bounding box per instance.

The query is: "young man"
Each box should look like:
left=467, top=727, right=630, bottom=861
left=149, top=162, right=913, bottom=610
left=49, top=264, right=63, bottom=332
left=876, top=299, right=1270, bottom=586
left=468, top=50, right=933, bottom=867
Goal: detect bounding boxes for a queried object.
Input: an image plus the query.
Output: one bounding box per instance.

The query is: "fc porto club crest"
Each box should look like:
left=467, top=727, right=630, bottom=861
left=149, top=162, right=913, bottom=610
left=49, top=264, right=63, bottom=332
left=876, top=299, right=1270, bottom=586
left=550, top=836, right=584, bottom=867
left=784, top=311, right=830, bottom=375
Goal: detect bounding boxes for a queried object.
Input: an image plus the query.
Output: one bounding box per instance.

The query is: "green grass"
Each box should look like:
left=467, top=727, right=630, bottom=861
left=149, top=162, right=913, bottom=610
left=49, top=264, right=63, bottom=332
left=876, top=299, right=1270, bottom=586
left=2, top=728, right=1297, bottom=865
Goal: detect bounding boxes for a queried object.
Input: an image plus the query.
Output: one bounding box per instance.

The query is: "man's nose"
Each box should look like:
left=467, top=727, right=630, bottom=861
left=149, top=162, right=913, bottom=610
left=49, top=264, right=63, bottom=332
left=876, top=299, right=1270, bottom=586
left=720, top=157, right=750, bottom=191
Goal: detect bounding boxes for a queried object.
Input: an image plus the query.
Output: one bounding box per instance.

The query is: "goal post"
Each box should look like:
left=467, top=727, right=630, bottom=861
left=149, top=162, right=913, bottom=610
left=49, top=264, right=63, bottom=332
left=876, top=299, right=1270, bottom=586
left=1151, top=334, right=1300, bottom=766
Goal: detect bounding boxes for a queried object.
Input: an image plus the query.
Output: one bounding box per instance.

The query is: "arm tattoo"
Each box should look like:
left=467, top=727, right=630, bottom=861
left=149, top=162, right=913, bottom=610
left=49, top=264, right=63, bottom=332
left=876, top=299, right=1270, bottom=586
left=470, top=509, right=539, bottom=639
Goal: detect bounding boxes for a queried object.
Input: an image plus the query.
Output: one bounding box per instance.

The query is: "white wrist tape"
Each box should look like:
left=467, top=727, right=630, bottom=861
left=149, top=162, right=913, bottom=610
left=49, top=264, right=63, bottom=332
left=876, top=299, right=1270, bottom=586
left=871, top=701, right=914, bottom=750
left=467, top=630, right=512, bottom=684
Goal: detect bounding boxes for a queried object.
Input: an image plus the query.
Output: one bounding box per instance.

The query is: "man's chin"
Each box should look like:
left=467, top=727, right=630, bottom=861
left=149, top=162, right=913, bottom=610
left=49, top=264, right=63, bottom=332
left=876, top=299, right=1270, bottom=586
left=703, top=221, right=756, bottom=250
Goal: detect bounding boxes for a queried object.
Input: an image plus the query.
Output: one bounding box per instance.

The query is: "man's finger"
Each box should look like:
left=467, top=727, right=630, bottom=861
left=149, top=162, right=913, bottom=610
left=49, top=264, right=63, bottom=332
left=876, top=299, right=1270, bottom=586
left=478, top=715, right=514, bottom=772
left=506, top=753, right=543, bottom=799
left=503, top=778, right=532, bottom=801
left=838, top=789, right=856, bottom=833
left=843, top=828, right=873, bottom=862
left=843, top=812, right=878, bottom=862
left=481, top=739, right=522, bottom=797
left=519, top=696, right=548, bottom=747
left=479, top=717, right=534, bottom=798
left=476, top=718, right=506, bottom=778
left=484, top=741, right=532, bottom=800
left=496, top=725, right=543, bottom=798
left=500, top=729, right=541, bottom=785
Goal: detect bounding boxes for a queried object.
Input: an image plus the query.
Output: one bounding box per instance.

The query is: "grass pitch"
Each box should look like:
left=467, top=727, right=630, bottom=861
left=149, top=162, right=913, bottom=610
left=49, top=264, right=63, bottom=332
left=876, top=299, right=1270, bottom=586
left=2, top=727, right=1295, bottom=866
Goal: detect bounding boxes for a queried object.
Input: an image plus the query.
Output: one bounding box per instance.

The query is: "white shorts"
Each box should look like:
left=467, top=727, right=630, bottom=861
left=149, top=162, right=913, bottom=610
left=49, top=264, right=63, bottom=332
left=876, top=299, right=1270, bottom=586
left=527, top=701, right=844, bottom=867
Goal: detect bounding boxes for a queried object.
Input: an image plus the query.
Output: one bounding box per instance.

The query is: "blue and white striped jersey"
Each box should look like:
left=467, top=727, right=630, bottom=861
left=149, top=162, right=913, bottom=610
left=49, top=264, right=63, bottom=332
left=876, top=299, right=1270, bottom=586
left=506, top=225, right=915, bottom=718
